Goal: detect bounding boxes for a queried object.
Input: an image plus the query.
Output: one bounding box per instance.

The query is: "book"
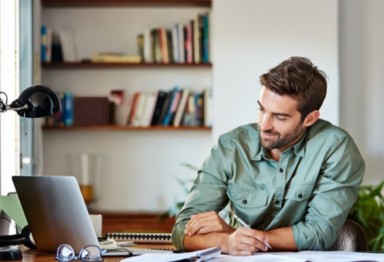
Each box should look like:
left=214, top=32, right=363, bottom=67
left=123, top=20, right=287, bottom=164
left=127, top=92, right=142, bottom=126
left=171, top=25, right=179, bottom=63
left=185, top=21, right=193, bottom=64
left=106, top=232, right=172, bottom=244
left=157, top=90, right=173, bottom=126
left=152, top=29, right=162, bottom=63
left=137, top=33, right=144, bottom=61
left=132, top=93, right=147, bottom=126
left=202, top=13, right=210, bottom=63
left=41, top=25, right=52, bottom=62
left=51, top=31, right=63, bottom=62
left=193, top=15, right=201, bottom=64
left=92, top=52, right=141, bottom=63
left=176, top=23, right=185, bottom=63
left=162, top=87, right=180, bottom=126
left=62, top=92, right=74, bottom=126
left=150, top=91, right=168, bottom=126
left=139, top=92, right=157, bottom=127
left=58, top=30, right=78, bottom=62
left=173, top=88, right=190, bottom=127
left=143, top=29, right=153, bottom=63
left=159, top=28, right=169, bottom=64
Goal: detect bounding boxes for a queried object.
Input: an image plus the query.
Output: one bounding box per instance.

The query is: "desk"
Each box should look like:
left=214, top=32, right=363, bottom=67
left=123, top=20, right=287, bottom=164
left=16, top=250, right=384, bottom=262
left=18, top=244, right=175, bottom=262
left=19, top=251, right=123, bottom=261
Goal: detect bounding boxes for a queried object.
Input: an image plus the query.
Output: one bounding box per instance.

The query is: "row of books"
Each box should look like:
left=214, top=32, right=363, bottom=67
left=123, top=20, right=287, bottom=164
left=44, top=87, right=213, bottom=128
left=137, top=12, right=211, bottom=64
left=127, top=87, right=212, bottom=128
left=41, top=11, right=210, bottom=64
left=41, top=26, right=78, bottom=63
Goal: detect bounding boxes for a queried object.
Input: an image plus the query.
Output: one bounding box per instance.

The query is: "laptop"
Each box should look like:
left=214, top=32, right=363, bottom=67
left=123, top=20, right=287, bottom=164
left=12, top=175, right=100, bottom=253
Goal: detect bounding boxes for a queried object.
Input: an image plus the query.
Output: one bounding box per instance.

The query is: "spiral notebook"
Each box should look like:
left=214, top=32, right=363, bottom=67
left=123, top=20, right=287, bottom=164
left=105, top=232, right=172, bottom=244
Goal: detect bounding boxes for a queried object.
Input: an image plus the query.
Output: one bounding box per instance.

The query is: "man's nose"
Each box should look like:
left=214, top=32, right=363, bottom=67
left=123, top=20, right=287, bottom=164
left=259, top=114, right=273, bottom=130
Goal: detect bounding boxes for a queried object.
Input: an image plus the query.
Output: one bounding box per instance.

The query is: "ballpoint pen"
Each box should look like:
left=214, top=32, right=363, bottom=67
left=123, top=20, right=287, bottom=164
left=234, top=213, right=272, bottom=250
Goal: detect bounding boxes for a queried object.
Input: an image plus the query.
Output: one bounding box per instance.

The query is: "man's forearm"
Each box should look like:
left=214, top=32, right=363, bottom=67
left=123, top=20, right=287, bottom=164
left=184, top=232, right=230, bottom=253
left=265, top=226, right=297, bottom=251
left=183, top=226, right=297, bottom=254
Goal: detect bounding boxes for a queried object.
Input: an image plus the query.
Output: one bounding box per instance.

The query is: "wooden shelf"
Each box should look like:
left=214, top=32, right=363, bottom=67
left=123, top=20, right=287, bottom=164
left=42, top=0, right=211, bottom=8
left=89, top=211, right=175, bottom=235
left=42, top=62, right=212, bottom=69
left=42, top=125, right=211, bottom=131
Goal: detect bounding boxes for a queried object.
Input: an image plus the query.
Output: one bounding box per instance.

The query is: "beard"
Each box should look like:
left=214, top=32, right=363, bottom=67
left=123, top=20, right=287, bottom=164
left=258, top=123, right=306, bottom=151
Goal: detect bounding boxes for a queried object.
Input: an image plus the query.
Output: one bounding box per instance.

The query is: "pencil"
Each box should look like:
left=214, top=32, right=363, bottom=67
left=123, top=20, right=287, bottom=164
left=234, top=214, right=272, bottom=250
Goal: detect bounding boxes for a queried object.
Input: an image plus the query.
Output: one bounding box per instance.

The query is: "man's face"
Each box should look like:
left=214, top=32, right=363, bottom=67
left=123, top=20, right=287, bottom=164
left=257, top=87, right=306, bottom=153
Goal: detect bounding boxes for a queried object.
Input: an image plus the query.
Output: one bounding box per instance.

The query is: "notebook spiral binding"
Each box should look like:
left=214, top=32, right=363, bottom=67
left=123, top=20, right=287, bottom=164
left=105, top=232, right=172, bottom=244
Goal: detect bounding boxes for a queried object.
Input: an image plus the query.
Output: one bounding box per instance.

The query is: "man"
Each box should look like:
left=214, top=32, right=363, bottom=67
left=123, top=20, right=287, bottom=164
left=172, top=56, right=365, bottom=256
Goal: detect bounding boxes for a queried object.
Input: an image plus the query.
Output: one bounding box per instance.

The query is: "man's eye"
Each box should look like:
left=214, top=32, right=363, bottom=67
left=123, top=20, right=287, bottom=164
left=276, top=115, right=287, bottom=121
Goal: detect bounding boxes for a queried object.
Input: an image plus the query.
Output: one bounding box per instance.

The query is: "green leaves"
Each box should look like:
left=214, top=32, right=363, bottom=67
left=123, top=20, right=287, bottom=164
left=348, top=180, right=384, bottom=251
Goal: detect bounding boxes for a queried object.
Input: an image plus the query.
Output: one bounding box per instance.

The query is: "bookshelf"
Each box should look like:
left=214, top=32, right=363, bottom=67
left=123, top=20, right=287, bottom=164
left=42, top=125, right=211, bottom=131
left=40, top=0, right=213, bottom=213
left=42, top=62, right=212, bottom=69
left=41, top=0, right=211, bottom=8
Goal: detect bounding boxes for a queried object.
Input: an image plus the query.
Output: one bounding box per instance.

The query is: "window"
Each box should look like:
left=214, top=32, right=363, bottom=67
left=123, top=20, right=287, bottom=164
left=0, top=0, right=20, bottom=194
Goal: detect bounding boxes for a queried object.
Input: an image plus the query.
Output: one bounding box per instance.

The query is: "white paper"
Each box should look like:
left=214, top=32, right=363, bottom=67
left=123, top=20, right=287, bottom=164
left=213, top=251, right=384, bottom=262
left=121, top=247, right=221, bottom=262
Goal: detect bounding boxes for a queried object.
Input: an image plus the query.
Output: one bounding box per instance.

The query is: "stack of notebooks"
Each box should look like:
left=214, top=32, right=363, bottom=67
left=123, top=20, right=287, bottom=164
left=105, top=232, right=172, bottom=244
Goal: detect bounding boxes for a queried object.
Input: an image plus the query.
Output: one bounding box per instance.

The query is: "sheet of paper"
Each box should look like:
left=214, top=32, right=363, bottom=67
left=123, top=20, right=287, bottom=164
left=121, top=247, right=221, bottom=262
left=212, top=251, right=384, bottom=262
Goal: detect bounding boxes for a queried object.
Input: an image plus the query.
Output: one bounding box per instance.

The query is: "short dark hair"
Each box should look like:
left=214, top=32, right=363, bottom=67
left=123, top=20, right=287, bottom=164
left=259, top=56, right=327, bottom=120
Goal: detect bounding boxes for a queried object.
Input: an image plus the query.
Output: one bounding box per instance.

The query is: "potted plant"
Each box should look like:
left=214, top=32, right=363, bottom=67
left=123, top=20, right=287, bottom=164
left=348, top=180, right=384, bottom=251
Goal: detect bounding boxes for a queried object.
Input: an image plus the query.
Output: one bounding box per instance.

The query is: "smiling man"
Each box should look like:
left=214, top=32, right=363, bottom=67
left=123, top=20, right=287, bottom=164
left=172, top=56, right=365, bottom=256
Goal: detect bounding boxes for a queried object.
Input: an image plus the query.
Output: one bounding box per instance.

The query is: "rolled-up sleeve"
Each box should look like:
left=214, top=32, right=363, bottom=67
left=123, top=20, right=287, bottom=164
left=292, top=134, right=365, bottom=250
left=172, top=140, right=231, bottom=250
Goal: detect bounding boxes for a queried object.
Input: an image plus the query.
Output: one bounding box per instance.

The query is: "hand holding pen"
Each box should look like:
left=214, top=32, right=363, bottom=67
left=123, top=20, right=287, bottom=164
left=234, top=213, right=272, bottom=250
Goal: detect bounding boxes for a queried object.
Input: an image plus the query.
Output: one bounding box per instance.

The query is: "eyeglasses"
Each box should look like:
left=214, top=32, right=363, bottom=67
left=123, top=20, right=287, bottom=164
left=55, top=244, right=103, bottom=262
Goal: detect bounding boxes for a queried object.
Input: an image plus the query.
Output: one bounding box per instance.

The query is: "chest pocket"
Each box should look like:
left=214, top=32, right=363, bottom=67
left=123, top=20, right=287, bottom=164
left=228, top=186, right=269, bottom=208
left=284, top=184, right=314, bottom=202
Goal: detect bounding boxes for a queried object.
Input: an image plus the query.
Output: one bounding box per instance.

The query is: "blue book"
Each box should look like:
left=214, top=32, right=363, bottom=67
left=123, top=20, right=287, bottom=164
left=63, top=92, right=74, bottom=126
left=161, top=87, right=179, bottom=126
left=41, top=25, right=47, bottom=62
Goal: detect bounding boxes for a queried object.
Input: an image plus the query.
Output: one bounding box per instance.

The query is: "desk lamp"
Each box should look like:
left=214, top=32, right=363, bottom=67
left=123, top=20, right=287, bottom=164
left=0, top=85, right=61, bottom=260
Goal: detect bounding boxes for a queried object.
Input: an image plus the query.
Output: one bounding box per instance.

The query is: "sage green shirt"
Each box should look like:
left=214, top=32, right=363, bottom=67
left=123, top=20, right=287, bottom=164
left=172, top=119, right=365, bottom=250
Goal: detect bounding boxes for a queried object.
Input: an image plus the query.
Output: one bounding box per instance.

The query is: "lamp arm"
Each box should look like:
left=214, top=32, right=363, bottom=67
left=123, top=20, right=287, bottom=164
left=5, top=104, right=29, bottom=112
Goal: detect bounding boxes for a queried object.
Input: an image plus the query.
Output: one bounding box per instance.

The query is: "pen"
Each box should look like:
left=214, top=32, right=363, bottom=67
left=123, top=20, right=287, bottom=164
left=234, top=214, right=272, bottom=250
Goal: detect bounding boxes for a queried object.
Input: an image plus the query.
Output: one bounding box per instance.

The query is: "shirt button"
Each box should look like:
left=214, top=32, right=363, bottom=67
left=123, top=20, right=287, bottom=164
left=242, top=199, right=248, bottom=204
left=275, top=200, right=280, bottom=205
left=298, top=193, right=303, bottom=199
left=279, top=168, right=284, bottom=173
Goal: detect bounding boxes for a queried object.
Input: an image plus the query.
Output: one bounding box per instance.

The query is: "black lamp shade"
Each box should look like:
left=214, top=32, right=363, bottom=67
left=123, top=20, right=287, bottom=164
left=9, top=85, right=61, bottom=118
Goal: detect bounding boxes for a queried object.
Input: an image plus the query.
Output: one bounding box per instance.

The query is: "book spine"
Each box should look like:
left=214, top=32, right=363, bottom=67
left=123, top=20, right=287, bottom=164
left=63, top=92, right=74, bottom=126
left=41, top=25, right=47, bottom=62
left=202, top=13, right=210, bottom=63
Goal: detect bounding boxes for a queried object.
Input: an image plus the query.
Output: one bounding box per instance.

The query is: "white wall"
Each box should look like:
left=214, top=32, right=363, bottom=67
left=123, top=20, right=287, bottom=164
left=41, top=0, right=384, bottom=212
left=41, top=7, right=213, bottom=212
left=212, top=0, right=339, bottom=139
left=339, top=0, right=384, bottom=185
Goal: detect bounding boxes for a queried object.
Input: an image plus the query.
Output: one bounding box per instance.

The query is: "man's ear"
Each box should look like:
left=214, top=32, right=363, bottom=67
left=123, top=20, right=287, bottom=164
left=303, top=110, right=320, bottom=127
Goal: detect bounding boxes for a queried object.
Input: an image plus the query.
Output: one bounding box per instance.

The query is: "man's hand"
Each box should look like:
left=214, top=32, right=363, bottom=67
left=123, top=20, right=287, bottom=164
left=183, top=212, right=296, bottom=254
left=226, top=227, right=269, bottom=255
left=184, top=211, right=234, bottom=236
